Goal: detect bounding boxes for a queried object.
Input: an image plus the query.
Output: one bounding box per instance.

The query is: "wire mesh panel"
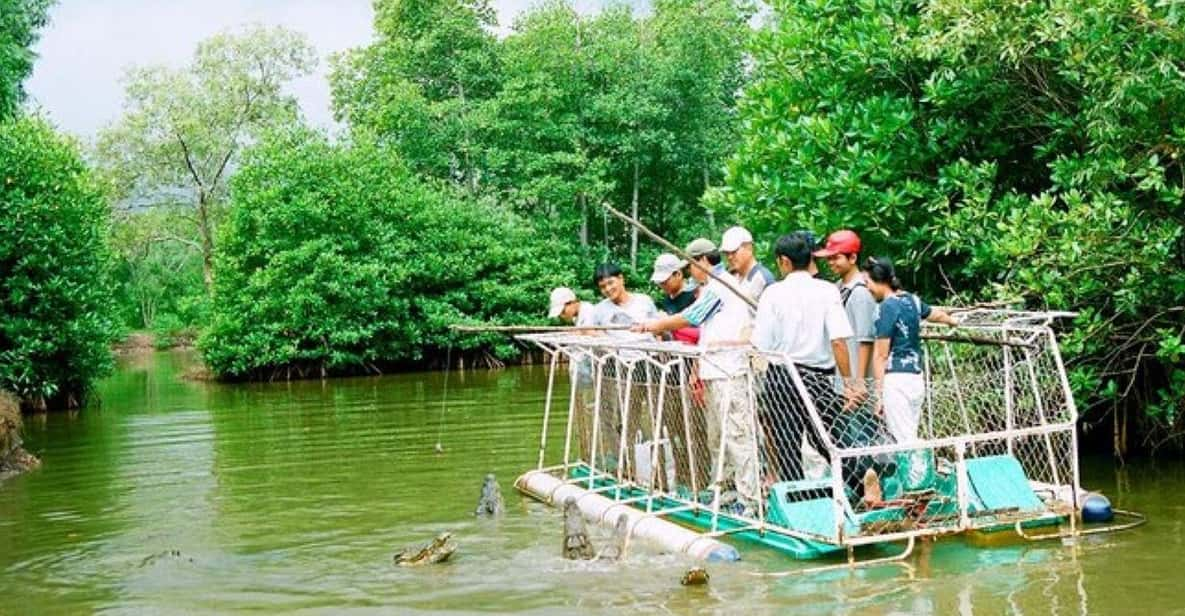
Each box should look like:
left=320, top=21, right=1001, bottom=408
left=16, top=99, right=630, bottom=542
left=519, top=310, right=1081, bottom=552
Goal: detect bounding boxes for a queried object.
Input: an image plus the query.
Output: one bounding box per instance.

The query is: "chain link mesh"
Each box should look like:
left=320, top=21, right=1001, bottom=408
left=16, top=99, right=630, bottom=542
left=522, top=310, right=1080, bottom=547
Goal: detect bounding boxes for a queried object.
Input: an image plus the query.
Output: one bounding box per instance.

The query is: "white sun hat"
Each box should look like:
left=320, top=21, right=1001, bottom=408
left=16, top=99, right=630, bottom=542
left=720, top=226, right=753, bottom=252
left=649, top=253, right=687, bottom=284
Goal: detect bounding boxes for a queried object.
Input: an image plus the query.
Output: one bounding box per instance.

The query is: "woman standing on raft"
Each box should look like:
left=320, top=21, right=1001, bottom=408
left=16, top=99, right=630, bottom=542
left=863, top=257, right=958, bottom=443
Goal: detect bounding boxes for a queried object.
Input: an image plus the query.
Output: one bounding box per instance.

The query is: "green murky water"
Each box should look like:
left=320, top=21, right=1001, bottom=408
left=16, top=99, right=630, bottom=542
left=1, top=350, right=1182, bottom=615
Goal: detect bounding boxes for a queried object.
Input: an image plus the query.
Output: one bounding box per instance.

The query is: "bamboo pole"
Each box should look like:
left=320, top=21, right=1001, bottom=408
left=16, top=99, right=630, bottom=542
left=601, top=202, right=757, bottom=310
left=450, top=324, right=631, bottom=333
left=601, top=202, right=1034, bottom=344
left=920, top=333, right=1033, bottom=349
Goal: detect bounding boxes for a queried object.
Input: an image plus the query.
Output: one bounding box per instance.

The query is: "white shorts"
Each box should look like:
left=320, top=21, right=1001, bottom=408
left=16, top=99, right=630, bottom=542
left=883, top=372, right=925, bottom=443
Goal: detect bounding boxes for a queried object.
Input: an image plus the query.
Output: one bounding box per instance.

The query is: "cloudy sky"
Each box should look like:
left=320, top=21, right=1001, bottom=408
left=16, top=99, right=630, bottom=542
left=25, top=0, right=642, bottom=139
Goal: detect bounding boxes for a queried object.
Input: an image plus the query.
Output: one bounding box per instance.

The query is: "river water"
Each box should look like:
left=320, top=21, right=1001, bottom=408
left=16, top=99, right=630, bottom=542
left=1, top=350, right=1181, bottom=615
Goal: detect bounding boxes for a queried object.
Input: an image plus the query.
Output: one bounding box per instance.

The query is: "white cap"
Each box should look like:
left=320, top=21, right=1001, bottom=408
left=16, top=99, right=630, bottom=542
left=720, top=226, right=753, bottom=253
left=547, top=287, right=577, bottom=318
left=649, top=253, right=687, bottom=284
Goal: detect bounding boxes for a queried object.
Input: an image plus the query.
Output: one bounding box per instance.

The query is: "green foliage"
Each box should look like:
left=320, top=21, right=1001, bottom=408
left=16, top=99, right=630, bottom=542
left=330, top=0, right=500, bottom=186
left=0, top=0, right=52, bottom=120
left=0, top=116, right=117, bottom=406
left=717, top=0, right=1185, bottom=449
left=150, top=312, right=194, bottom=350
left=333, top=0, right=752, bottom=262
left=200, top=127, right=582, bottom=379
left=109, top=208, right=207, bottom=330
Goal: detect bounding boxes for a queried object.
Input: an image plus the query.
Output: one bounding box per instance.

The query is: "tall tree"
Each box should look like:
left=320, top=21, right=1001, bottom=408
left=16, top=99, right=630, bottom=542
left=333, top=0, right=751, bottom=262
left=331, top=0, right=500, bottom=190
left=715, top=0, right=1185, bottom=454
left=482, top=0, right=751, bottom=259
left=200, top=126, right=581, bottom=379
left=0, top=0, right=52, bottom=120
left=649, top=0, right=753, bottom=235
left=483, top=1, right=610, bottom=246
left=0, top=117, right=116, bottom=409
left=96, top=25, right=316, bottom=291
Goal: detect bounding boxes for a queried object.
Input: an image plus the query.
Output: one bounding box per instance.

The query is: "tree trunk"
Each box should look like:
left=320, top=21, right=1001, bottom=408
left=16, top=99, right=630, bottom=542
left=579, top=193, right=588, bottom=248
left=630, top=160, right=640, bottom=269
left=197, top=191, right=215, bottom=292
left=457, top=82, right=477, bottom=194
left=603, top=203, right=609, bottom=252
left=703, top=166, right=716, bottom=234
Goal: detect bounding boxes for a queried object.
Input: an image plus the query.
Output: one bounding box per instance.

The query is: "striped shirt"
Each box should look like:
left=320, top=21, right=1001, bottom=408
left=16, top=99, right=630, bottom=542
left=680, top=267, right=767, bottom=380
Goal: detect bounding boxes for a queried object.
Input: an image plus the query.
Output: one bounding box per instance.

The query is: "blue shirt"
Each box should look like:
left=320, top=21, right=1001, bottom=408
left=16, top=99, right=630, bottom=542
left=875, top=292, right=932, bottom=374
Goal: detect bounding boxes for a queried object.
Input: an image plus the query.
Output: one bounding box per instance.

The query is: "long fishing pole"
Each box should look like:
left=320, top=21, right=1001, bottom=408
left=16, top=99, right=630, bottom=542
left=601, top=201, right=758, bottom=310
left=449, top=324, right=632, bottom=333
left=434, top=345, right=452, bottom=454
left=603, top=201, right=1015, bottom=348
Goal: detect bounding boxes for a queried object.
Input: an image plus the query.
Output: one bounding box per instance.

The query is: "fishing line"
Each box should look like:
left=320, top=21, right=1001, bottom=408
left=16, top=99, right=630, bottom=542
left=434, top=344, right=453, bottom=453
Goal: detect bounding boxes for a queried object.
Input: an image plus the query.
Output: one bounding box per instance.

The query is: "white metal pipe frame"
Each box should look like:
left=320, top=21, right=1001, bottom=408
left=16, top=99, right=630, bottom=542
left=512, top=309, right=1142, bottom=564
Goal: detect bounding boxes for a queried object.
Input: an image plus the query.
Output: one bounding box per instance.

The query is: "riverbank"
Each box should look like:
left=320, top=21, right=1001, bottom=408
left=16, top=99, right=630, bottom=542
left=0, top=391, right=40, bottom=480
left=113, top=330, right=196, bottom=355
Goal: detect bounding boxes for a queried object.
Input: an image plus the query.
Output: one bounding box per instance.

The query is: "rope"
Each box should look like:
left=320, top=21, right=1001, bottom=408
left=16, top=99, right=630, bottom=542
left=435, top=345, right=452, bottom=452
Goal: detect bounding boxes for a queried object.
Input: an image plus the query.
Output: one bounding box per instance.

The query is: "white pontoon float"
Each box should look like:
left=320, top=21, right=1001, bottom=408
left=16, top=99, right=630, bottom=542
left=514, top=309, right=1143, bottom=567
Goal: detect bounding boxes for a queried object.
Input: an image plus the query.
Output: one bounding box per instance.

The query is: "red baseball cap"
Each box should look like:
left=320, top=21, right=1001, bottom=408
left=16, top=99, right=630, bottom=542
left=813, top=230, right=861, bottom=257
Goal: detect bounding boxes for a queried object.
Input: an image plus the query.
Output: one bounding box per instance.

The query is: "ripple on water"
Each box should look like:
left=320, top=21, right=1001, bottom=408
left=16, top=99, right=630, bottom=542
left=0, top=352, right=1181, bottom=614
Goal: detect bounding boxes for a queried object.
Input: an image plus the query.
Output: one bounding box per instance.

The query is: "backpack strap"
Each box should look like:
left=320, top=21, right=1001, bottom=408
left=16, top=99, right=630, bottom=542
left=840, top=279, right=867, bottom=307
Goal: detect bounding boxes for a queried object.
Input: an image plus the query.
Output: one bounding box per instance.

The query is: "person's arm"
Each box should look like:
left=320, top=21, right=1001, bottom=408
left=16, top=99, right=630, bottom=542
left=872, top=298, right=899, bottom=411
left=750, top=293, right=776, bottom=351
left=916, top=297, right=957, bottom=326
left=831, top=338, right=852, bottom=379
left=926, top=308, right=958, bottom=326
left=635, top=285, right=720, bottom=334
left=824, top=287, right=861, bottom=407
left=849, top=287, right=878, bottom=381
left=856, top=343, right=873, bottom=381
left=873, top=338, right=891, bottom=407
left=823, top=287, right=854, bottom=376
left=637, top=313, right=691, bottom=334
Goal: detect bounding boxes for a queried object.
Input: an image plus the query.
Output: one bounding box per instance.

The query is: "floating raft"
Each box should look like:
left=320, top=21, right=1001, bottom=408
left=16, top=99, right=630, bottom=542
left=516, top=469, right=740, bottom=562
left=512, top=309, right=1144, bottom=566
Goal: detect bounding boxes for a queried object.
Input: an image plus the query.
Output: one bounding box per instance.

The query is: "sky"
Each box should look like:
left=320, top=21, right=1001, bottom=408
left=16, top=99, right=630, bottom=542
left=23, top=0, right=645, bottom=139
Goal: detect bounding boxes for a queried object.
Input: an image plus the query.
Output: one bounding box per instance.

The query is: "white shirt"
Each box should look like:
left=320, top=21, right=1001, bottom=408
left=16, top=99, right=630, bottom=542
left=751, top=271, right=854, bottom=370
left=593, top=293, right=659, bottom=326
left=682, top=272, right=757, bottom=380
left=574, top=301, right=597, bottom=327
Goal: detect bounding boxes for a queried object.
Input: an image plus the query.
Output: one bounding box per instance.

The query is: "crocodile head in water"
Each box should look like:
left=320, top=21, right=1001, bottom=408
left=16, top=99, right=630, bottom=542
left=474, top=473, right=504, bottom=516
left=393, top=531, right=457, bottom=566
left=562, top=497, right=596, bottom=560
left=681, top=567, right=709, bottom=586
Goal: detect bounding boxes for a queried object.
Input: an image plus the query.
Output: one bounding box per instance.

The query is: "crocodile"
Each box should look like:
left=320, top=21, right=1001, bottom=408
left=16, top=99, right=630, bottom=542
left=393, top=532, right=457, bottom=566
left=474, top=473, right=505, bottom=516
left=595, top=513, right=630, bottom=561
left=562, top=497, right=596, bottom=560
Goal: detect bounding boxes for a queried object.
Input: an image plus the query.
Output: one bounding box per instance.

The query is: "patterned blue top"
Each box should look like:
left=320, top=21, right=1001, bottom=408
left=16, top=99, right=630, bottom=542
left=874, top=292, right=932, bottom=374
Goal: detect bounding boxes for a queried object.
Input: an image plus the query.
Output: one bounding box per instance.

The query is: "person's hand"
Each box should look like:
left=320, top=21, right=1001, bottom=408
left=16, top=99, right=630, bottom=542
left=842, top=379, right=867, bottom=412
left=849, top=379, right=869, bottom=406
